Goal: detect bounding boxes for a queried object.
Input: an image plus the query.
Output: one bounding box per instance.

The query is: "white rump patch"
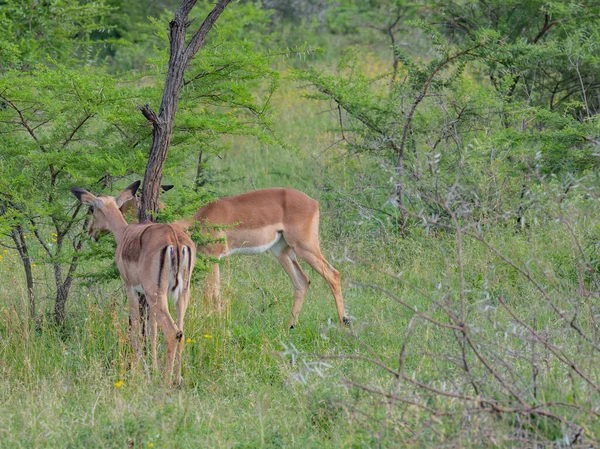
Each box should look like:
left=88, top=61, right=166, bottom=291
left=222, top=232, right=283, bottom=259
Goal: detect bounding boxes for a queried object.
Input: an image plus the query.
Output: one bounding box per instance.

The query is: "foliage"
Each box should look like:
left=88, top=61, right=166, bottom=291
left=427, top=0, right=600, bottom=116
left=298, top=2, right=600, bottom=237
left=0, top=64, right=146, bottom=321
left=0, top=0, right=113, bottom=70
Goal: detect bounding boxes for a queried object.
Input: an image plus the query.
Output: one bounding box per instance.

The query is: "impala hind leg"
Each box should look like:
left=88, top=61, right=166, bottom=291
left=145, top=290, right=181, bottom=386
left=174, top=290, right=190, bottom=386
left=148, top=309, right=159, bottom=372
left=292, top=245, right=348, bottom=326
left=272, top=243, right=310, bottom=329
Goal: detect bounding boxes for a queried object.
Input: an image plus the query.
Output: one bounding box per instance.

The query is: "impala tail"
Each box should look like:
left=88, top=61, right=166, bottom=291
left=163, top=244, right=192, bottom=303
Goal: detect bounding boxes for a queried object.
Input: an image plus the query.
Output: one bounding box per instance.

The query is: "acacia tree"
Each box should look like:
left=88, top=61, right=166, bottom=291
left=1, top=0, right=278, bottom=324
left=0, top=1, right=147, bottom=324
left=300, top=0, right=600, bottom=237
left=137, top=0, right=231, bottom=222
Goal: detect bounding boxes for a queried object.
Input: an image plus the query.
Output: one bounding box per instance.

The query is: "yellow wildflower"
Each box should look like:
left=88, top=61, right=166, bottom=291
left=114, top=380, right=124, bottom=388
left=148, top=444, right=154, bottom=448
left=203, top=334, right=213, bottom=339
left=51, top=233, right=57, bottom=237
left=31, top=263, right=37, bottom=267
left=185, top=338, right=196, bottom=343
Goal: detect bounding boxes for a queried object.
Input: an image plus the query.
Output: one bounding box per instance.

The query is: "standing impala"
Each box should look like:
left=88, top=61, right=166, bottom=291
left=121, top=187, right=349, bottom=328
left=71, top=181, right=195, bottom=386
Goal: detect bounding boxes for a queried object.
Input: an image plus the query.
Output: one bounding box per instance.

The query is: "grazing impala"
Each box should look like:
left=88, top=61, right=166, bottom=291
left=121, top=187, right=349, bottom=329
left=71, top=181, right=195, bottom=386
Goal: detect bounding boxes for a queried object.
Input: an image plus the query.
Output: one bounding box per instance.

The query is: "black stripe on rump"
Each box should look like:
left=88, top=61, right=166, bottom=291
left=171, top=246, right=180, bottom=292
left=186, top=246, right=192, bottom=278
left=158, top=246, right=168, bottom=289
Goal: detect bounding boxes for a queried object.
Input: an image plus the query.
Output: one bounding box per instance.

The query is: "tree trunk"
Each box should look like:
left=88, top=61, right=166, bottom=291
left=53, top=221, right=90, bottom=325
left=54, top=270, right=79, bottom=326
left=54, top=280, right=69, bottom=326
left=139, top=122, right=175, bottom=222
left=53, top=259, right=66, bottom=325
left=11, top=227, right=35, bottom=318
left=138, top=0, right=231, bottom=223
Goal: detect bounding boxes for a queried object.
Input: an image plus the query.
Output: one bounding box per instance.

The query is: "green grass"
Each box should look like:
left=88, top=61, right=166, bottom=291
left=3, top=224, right=599, bottom=447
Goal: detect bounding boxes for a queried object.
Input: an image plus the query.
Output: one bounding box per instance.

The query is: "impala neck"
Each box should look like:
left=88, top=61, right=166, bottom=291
left=105, top=205, right=130, bottom=245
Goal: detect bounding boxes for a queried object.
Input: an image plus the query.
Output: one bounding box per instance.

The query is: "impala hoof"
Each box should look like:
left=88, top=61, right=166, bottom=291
left=343, top=316, right=351, bottom=326
left=176, top=331, right=183, bottom=341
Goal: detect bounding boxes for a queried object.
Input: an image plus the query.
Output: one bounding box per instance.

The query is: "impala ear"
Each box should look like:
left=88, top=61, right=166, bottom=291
left=71, top=187, right=97, bottom=206
left=161, top=185, right=174, bottom=192
left=116, top=181, right=141, bottom=208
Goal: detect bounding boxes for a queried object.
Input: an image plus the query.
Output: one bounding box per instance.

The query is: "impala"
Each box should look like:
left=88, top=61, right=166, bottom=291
left=121, top=187, right=349, bottom=328
left=71, top=181, right=196, bottom=386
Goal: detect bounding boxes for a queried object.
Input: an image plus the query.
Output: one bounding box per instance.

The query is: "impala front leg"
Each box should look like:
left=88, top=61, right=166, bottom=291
left=125, top=287, right=150, bottom=377
left=204, top=263, right=221, bottom=313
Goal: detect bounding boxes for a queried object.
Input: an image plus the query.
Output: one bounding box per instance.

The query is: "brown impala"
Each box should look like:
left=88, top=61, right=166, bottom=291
left=122, top=186, right=349, bottom=328
left=71, top=181, right=195, bottom=386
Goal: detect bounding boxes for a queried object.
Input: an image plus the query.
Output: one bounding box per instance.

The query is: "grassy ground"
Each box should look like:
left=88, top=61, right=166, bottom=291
left=1, top=52, right=600, bottom=447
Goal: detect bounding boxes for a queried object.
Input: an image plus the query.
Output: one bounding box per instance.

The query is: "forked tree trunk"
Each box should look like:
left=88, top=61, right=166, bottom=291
left=138, top=0, right=231, bottom=222
left=54, top=280, right=69, bottom=326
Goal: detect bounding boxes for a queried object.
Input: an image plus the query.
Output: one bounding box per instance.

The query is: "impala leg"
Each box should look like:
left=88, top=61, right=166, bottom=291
left=148, top=308, right=159, bottom=372
left=273, top=246, right=310, bottom=329
left=138, top=293, right=148, bottom=346
left=293, top=246, right=348, bottom=326
left=125, top=288, right=150, bottom=376
left=146, top=290, right=180, bottom=386
left=174, top=290, right=190, bottom=386
left=125, top=288, right=142, bottom=354
left=204, top=263, right=221, bottom=313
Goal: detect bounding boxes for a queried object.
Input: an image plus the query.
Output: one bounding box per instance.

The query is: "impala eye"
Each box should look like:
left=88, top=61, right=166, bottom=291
left=87, top=206, right=94, bottom=215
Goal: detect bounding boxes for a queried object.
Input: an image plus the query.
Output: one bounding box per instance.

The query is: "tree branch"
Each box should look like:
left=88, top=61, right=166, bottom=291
left=184, top=0, right=232, bottom=63
left=137, top=103, right=160, bottom=125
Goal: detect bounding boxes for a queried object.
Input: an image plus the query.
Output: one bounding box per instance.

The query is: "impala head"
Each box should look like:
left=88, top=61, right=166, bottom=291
left=118, top=184, right=174, bottom=220
left=70, top=181, right=141, bottom=241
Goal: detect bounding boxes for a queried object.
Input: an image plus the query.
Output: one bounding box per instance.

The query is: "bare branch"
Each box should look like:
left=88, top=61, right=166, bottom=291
left=137, top=103, right=160, bottom=125
left=184, top=0, right=232, bottom=63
